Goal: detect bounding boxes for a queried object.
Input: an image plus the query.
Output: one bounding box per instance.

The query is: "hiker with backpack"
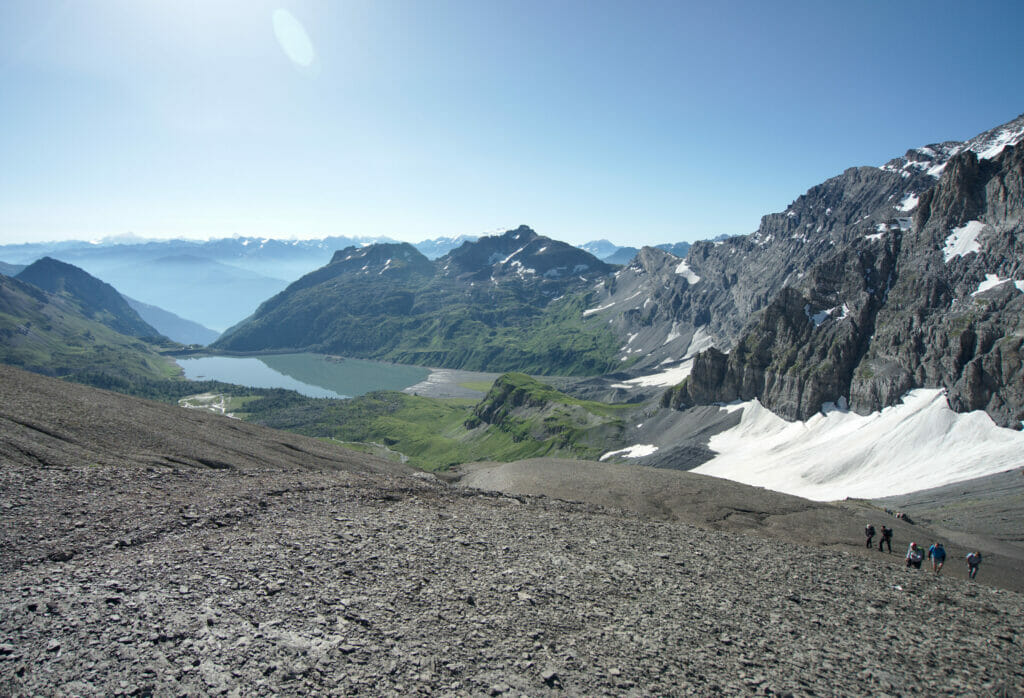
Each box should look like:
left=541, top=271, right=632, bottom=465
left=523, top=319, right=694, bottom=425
left=878, top=525, right=893, bottom=553
left=966, top=551, right=982, bottom=580
left=865, top=523, right=876, bottom=549
left=928, top=542, right=946, bottom=574
left=906, top=542, right=923, bottom=569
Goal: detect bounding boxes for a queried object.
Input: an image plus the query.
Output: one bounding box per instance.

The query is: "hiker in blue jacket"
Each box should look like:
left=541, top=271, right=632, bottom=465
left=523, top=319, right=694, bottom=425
left=928, top=542, right=946, bottom=574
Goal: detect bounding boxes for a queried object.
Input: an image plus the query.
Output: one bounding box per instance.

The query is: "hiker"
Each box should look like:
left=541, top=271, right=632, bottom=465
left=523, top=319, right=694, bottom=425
left=966, top=551, right=982, bottom=580
left=906, top=542, right=923, bottom=569
left=928, top=542, right=946, bottom=574
left=865, top=523, right=876, bottom=549
left=878, top=525, right=893, bottom=553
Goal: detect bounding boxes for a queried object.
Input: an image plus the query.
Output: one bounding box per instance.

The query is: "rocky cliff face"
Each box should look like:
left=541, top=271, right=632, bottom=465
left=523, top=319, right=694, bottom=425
left=851, top=145, right=1024, bottom=427
left=667, top=135, right=1024, bottom=428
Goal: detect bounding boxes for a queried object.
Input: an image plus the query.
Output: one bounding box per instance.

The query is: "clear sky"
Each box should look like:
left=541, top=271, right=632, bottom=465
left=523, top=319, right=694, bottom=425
left=1, top=1, right=1022, bottom=247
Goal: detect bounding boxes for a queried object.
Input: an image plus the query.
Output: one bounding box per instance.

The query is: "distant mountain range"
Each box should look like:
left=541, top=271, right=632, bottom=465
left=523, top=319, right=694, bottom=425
left=577, top=239, right=697, bottom=264
left=216, top=113, right=1024, bottom=429
left=0, top=233, right=699, bottom=334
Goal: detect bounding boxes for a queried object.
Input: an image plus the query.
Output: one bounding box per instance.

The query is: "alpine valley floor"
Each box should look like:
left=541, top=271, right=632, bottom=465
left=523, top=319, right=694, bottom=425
left=1, top=366, right=1022, bottom=696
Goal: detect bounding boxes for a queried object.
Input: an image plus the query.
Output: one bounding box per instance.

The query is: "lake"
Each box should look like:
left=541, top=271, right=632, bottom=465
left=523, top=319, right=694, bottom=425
left=177, top=354, right=430, bottom=399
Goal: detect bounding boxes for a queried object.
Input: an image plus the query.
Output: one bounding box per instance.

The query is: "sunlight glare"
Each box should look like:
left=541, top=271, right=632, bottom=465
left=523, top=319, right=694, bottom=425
left=272, top=8, right=314, bottom=67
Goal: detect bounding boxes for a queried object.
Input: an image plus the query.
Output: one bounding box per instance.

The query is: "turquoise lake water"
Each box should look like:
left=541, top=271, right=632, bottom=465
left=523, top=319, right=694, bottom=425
left=177, top=354, right=430, bottom=399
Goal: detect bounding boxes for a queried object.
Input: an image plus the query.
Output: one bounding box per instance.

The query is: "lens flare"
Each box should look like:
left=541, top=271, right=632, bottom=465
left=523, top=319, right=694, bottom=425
left=272, top=8, right=314, bottom=67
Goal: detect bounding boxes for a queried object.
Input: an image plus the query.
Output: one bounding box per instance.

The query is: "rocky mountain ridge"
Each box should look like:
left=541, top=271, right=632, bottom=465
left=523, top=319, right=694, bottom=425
left=667, top=140, right=1024, bottom=427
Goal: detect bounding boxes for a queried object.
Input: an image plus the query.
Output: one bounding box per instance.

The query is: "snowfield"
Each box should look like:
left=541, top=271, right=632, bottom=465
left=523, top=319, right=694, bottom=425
left=943, top=220, right=986, bottom=261
left=693, top=389, right=1024, bottom=501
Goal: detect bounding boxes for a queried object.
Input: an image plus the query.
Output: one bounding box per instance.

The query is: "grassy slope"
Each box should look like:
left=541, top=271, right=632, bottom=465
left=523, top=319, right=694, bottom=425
left=216, top=270, right=630, bottom=376
left=235, top=373, right=632, bottom=471
left=0, top=276, right=179, bottom=386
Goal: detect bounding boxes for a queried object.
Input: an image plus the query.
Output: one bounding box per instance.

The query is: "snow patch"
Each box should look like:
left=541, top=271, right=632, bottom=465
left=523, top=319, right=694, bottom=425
left=693, top=389, right=1024, bottom=500
left=611, top=360, right=694, bottom=389
left=896, top=193, right=918, bottom=212
left=971, top=274, right=1010, bottom=296
left=600, top=444, right=659, bottom=461
left=943, top=221, right=985, bottom=262
left=583, top=302, right=616, bottom=317
left=1016, top=280, right=1024, bottom=293
left=675, top=260, right=701, bottom=284
left=501, top=245, right=527, bottom=265
left=684, top=327, right=714, bottom=358
left=974, top=126, right=1024, bottom=160
left=805, top=304, right=848, bottom=327
left=663, top=323, right=682, bottom=346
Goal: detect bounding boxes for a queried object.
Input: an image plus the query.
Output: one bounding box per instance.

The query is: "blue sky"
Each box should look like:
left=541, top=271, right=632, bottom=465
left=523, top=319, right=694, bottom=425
left=1, top=1, right=1022, bottom=247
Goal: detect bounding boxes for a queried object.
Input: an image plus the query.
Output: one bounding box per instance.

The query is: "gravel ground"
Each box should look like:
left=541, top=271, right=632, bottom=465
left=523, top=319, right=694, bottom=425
left=2, top=366, right=1023, bottom=696
left=873, top=468, right=1024, bottom=559
left=402, top=369, right=500, bottom=399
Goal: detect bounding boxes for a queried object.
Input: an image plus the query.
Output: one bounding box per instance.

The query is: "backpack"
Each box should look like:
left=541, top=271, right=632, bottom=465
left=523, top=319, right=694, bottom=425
left=865, top=525, right=875, bottom=536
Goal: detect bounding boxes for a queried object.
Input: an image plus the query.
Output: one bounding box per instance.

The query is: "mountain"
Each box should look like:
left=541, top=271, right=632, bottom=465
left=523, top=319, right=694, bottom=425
left=0, top=234, right=491, bottom=331
left=655, top=241, right=693, bottom=258
left=578, top=239, right=621, bottom=259
left=663, top=114, right=1024, bottom=428
left=414, top=234, right=479, bottom=259
left=0, top=273, right=176, bottom=384
left=15, top=257, right=161, bottom=339
left=0, top=261, right=25, bottom=276
left=214, top=226, right=621, bottom=375
left=580, top=240, right=690, bottom=264
left=125, top=297, right=220, bottom=346
left=602, top=246, right=639, bottom=264
left=579, top=239, right=641, bottom=264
